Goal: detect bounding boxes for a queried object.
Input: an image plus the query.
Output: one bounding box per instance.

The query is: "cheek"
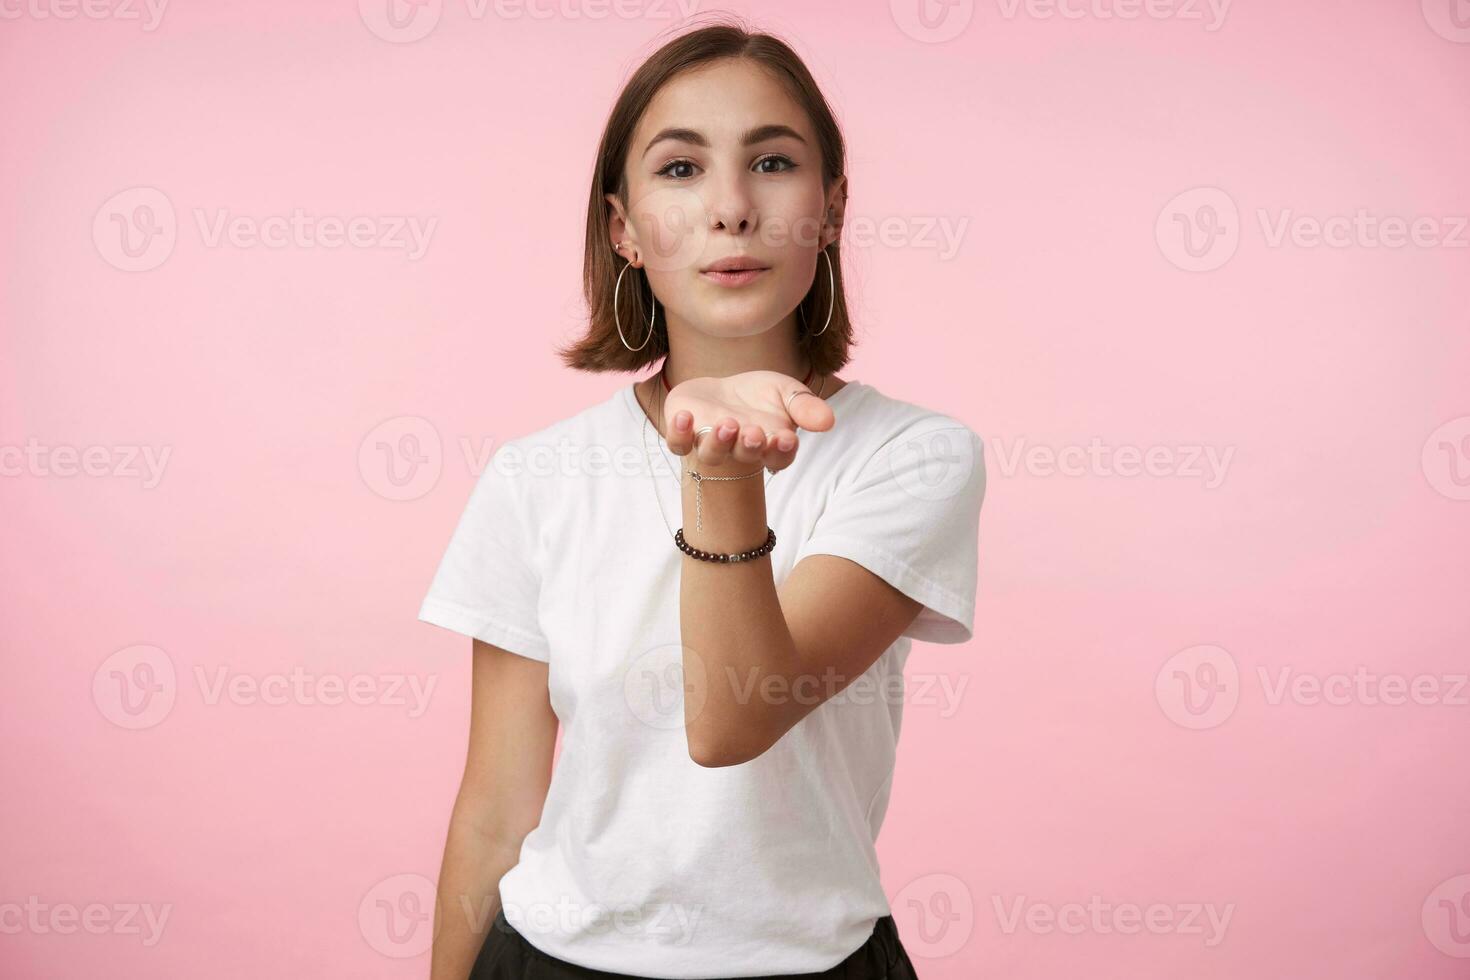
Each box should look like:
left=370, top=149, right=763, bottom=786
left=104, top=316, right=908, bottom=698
left=756, top=185, right=827, bottom=253
left=769, top=252, right=819, bottom=311
left=641, top=266, right=688, bottom=310
left=626, top=184, right=710, bottom=275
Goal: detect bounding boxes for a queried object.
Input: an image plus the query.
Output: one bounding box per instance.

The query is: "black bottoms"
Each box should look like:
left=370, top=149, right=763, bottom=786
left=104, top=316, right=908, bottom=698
left=470, top=908, right=921, bottom=980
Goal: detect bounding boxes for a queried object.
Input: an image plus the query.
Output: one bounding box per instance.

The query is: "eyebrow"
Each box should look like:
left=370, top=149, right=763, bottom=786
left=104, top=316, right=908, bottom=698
left=642, top=124, right=807, bottom=159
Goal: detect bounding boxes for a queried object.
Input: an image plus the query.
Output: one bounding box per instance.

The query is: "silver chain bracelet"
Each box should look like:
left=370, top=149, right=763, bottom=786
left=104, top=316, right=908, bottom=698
left=685, top=465, right=763, bottom=532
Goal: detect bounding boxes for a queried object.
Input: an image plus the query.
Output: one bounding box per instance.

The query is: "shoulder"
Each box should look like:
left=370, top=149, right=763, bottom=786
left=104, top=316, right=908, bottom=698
left=830, top=380, right=985, bottom=478
left=841, top=381, right=977, bottom=433
left=483, top=386, right=629, bottom=480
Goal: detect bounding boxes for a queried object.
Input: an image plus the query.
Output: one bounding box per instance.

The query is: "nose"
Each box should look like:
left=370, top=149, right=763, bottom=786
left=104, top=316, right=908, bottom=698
left=704, top=172, right=757, bottom=237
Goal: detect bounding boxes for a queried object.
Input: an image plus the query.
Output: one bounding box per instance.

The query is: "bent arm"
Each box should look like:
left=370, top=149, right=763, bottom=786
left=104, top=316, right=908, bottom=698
left=430, top=639, right=557, bottom=980
left=678, top=458, right=921, bottom=768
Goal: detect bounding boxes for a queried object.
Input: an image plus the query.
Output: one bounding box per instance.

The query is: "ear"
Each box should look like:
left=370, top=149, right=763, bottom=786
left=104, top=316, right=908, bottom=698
left=820, top=177, right=848, bottom=251
left=605, top=192, right=638, bottom=265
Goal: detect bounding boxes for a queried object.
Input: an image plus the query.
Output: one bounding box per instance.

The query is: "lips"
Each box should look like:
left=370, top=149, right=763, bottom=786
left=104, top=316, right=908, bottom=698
left=699, top=266, right=768, bottom=287
left=701, top=257, right=769, bottom=273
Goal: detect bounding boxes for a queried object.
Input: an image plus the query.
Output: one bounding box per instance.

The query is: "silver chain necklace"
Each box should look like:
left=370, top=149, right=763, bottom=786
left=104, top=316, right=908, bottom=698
left=639, top=372, right=826, bottom=538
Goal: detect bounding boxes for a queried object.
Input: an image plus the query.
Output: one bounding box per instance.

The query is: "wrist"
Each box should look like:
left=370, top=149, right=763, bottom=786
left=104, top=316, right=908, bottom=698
left=680, top=462, right=767, bottom=551
left=683, top=457, right=766, bottom=480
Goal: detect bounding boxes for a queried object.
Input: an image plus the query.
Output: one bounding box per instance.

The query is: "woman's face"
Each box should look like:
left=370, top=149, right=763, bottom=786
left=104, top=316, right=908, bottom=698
left=608, top=58, right=845, bottom=341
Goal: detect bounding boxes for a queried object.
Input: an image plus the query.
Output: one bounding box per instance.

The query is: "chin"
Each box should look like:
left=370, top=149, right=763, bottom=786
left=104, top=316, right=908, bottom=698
left=672, top=291, right=765, bottom=334
left=689, top=309, right=781, bottom=339
left=692, top=285, right=802, bottom=334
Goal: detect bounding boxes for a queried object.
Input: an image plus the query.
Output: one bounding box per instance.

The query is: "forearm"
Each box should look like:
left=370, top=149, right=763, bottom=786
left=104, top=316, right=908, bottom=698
left=429, top=815, right=522, bottom=980
left=678, top=459, right=804, bottom=767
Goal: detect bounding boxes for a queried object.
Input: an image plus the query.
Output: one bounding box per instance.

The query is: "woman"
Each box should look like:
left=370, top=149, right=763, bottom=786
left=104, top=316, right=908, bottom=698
left=419, top=17, right=985, bottom=980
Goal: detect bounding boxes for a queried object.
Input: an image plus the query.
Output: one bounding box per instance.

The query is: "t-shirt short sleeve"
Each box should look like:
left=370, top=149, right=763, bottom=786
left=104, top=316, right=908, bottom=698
left=795, top=419, right=986, bottom=644
left=417, top=445, right=550, bottom=662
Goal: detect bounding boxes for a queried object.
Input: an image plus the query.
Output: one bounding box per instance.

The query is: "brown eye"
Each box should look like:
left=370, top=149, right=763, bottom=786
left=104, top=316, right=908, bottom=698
left=754, top=155, right=795, bottom=174
left=656, top=159, right=697, bottom=180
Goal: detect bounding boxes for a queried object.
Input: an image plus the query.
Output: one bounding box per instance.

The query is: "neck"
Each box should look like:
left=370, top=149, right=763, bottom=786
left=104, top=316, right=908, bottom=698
left=658, top=312, right=809, bottom=388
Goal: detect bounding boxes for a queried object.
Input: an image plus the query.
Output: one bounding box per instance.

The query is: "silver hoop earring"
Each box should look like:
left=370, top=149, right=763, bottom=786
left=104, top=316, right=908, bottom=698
left=614, top=257, right=656, bottom=352
left=797, top=246, right=835, bottom=337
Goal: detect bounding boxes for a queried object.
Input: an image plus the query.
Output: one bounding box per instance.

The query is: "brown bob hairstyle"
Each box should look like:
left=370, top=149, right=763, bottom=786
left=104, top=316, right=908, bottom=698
left=555, top=15, right=855, bottom=377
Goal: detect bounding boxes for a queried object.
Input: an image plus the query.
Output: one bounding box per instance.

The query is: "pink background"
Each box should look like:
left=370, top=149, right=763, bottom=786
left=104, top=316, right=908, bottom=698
left=3, top=1, right=1468, bottom=977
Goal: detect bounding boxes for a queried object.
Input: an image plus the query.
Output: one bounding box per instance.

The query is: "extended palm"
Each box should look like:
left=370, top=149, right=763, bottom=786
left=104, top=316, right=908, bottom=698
left=662, top=370, right=836, bottom=474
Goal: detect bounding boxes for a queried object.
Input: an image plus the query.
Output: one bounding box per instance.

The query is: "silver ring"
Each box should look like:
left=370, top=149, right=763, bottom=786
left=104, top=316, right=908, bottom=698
left=785, top=389, right=816, bottom=412
left=693, top=425, right=715, bottom=444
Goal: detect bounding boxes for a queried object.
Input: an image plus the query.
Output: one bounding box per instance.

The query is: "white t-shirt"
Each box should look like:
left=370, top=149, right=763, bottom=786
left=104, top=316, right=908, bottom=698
left=418, top=378, right=985, bottom=979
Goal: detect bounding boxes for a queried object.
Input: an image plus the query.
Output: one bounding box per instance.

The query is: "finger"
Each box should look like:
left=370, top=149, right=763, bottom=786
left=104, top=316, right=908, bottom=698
left=696, top=417, right=740, bottom=467
left=730, top=423, right=767, bottom=465
left=664, top=409, right=696, bottom=455
left=783, top=385, right=837, bottom=433
left=762, top=429, right=800, bottom=473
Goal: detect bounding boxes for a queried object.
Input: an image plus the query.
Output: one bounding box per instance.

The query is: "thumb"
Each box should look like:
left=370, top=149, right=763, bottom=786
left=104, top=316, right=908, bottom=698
left=782, top=383, right=836, bottom=432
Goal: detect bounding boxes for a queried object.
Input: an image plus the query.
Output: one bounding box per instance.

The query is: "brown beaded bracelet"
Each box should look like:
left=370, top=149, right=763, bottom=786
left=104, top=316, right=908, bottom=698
left=674, top=526, right=777, bottom=563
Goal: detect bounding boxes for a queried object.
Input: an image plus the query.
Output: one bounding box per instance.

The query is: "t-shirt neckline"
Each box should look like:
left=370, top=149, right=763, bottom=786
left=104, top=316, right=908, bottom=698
left=619, top=376, right=864, bottom=428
